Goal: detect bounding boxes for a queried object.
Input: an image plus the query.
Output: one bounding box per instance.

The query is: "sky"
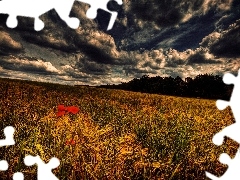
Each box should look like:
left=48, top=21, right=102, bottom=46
left=0, top=0, right=239, bottom=86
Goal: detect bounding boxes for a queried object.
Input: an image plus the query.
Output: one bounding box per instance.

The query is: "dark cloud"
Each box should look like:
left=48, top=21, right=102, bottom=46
left=0, top=56, right=59, bottom=74
left=125, top=0, right=204, bottom=27
left=4, top=8, right=120, bottom=65
left=199, top=32, right=221, bottom=48
left=129, top=0, right=185, bottom=27
left=18, top=12, right=79, bottom=53
left=75, top=58, right=111, bottom=75
left=209, top=20, right=240, bottom=58
left=181, top=47, right=222, bottom=65
left=0, top=29, right=23, bottom=55
left=123, top=0, right=233, bottom=28
left=187, top=53, right=221, bottom=64
left=0, top=3, right=97, bottom=53
left=0, top=0, right=239, bottom=85
left=21, top=31, right=77, bottom=53
left=74, top=40, right=116, bottom=64
left=61, top=65, right=91, bottom=79
left=118, top=0, right=238, bottom=52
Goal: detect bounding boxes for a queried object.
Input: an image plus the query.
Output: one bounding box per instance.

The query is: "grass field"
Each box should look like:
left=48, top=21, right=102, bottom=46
left=0, top=78, right=238, bottom=180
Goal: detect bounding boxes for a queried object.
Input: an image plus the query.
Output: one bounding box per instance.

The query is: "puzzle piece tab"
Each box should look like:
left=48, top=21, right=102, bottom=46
left=0, top=126, right=15, bottom=172
left=206, top=69, right=240, bottom=179
left=0, top=160, right=8, bottom=171
left=0, top=126, right=15, bottom=147
left=212, top=70, right=240, bottom=145
left=0, top=0, right=80, bottom=31
left=0, top=0, right=122, bottom=31
left=13, top=172, right=24, bottom=180
left=206, top=149, right=240, bottom=179
left=216, top=69, right=240, bottom=121
left=24, top=155, right=60, bottom=180
left=77, top=0, right=123, bottom=30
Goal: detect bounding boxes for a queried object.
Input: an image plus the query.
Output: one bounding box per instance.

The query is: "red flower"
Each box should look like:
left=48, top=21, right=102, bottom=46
left=66, top=139, right=76, bottom=145
left=58, top=105, right=66, bottom=111
left=57, top=105, right=79, bottom=117
left=66, top=106, right=79, bottom=114
left=57, top=110, right=65, bottom=117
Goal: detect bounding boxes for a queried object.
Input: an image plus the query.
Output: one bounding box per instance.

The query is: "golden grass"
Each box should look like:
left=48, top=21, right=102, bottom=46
left=0, top=78, right=238, bottom=179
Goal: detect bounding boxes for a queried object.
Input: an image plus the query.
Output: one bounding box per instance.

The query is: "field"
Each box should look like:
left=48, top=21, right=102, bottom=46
left=0, top=78, right=238, bottom=180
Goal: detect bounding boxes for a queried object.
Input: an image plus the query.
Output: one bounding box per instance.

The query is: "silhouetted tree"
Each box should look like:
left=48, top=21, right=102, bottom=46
left=97, top=74, right=233, bottom=100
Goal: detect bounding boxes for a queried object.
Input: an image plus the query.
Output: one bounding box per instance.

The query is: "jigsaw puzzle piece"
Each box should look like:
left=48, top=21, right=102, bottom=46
left=0, top=126, right=15, bottom=147
left=24, top=155, right=60, bottom=180
left=77, top=0, right=122, bottom=30
left=206, top=69, right=240, bottom=179
left=6, top=16, right=18, bottom=29
left=54, top=0, right=80, bottom=29
left=206, top=149, right=240, bottom=179
left=223, top=73, right=236, bottom=85
left=206, top=172, right=221, bottom=180
left=0, top=0, right=80, bottom=31
left=213, top=69, right=240, bottom=146
left=0, top=0, right=17, bottom=28
left=0, top=126, right=15, bottom=172
left=0, top=160, right=8, bottom=171
left=215, top=69, right=240, bottom=126
left=216, top=100, right=229, bottom=111
left=13, top=172, right=24, bottom=180
left=212, top=122, right=240, bottom=146
left=0, top=0, right=48, bottom=30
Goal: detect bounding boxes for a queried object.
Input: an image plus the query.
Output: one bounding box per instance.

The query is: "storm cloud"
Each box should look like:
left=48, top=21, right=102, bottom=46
left=0, top=30, right=22, bottom=55
left=209, top=20, right=240, bottom=57
left=123, top=0, right=233, bottom=28
left=0, top=56, right=59, bottom=74
left=0, top=0, right=239, bottom=85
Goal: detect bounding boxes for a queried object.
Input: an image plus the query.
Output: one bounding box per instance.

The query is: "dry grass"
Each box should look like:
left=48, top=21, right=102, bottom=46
left=0, top=78, right=238, bottom=179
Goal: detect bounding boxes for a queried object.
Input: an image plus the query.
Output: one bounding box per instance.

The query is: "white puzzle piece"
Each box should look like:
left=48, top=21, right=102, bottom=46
left=206, top=149, right=240, bottom=179
left=77, top=0, right=123, bottom=30
left=0, top=126, right=15, bottom=172
left=0, top=0, right=79, bottom=31
left=24, top=155, right=60, bottom=180
left=12, top=172, right=24, bottom=180
left=0, top=0, right=122, bottom=31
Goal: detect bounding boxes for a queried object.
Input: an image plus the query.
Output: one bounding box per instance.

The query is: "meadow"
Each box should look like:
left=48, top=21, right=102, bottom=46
left=0, top=78, right=238, bottom=180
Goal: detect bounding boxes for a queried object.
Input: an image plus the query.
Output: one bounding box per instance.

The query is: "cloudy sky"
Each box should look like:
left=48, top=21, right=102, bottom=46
left=0, top=0, right=239, bottom=86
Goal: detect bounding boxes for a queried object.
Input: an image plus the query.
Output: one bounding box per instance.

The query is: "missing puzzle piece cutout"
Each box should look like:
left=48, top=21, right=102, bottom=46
left=0, top=0, right=122, bottom=31
left=0, top=126, right=15, bottom=171
left=1, top=155, right=60, bottom=180
left=216, top=71, right=240, bottom=120
left=0, top=126, right=15, bottom=147
left=0, top=0, right=80, bottom=31
left=24, top=155, right=60, bottom=180
left=212, top=70, right=240, bottom=145
left=0, top=126, right=60, bottom=179
left=206, top=69, right=240, bottom=179
left=9, top=155, right=61, bottom=180
left=78, top=0, right=123, bottom=30
left=12, top=172, right=24, bottom=180
left=206, top=149, right=240, bottom=179
left=0, top=160, right=8, bottom=171
left=212, top=122, right=240, bottom=146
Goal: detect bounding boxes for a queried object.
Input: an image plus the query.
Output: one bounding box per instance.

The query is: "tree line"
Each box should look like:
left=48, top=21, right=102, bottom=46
left=97, top=74, right=233, bottom=100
